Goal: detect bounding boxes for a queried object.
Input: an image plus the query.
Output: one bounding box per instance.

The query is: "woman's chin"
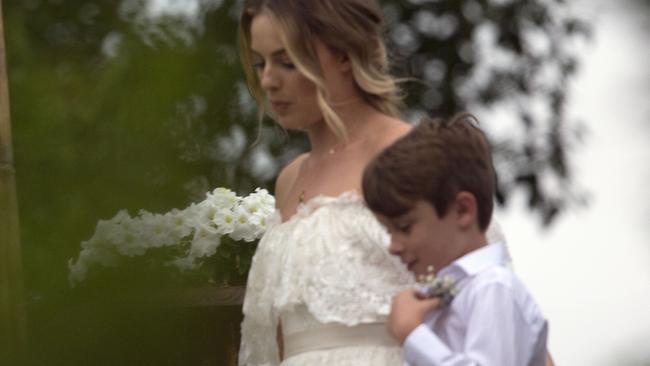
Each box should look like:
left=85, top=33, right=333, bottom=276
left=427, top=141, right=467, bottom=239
left=274, top=113, right=323, bottom=131
left=277, top=118, right=308, bottom=131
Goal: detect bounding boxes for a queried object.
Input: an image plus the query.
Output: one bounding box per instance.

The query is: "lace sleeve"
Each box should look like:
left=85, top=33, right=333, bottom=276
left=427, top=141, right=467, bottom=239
left=239, top=193, right=415, bottom=364
left=272, top=195, right=415, bottom=325
left=239, top=214, right=282, bottom=366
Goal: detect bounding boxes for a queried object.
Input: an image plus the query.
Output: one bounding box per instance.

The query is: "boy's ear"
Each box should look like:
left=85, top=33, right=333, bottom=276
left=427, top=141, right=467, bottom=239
left=454, top=191, right=477, bottom=230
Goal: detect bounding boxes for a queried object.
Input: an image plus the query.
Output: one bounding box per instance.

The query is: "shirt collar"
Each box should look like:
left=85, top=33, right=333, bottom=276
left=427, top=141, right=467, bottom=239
left=437, top=243, right=509, bottom=282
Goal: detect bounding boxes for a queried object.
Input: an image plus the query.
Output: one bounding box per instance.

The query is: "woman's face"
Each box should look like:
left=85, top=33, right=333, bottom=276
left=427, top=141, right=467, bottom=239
left=249, top=13, right=322, bottom=130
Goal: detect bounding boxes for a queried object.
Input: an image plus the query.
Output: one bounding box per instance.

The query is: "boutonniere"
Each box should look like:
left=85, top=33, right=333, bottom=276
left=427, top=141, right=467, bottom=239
left=415, top=265, right=458, bottom=307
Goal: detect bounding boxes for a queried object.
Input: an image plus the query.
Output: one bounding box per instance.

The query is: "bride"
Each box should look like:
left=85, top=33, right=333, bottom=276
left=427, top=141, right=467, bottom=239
left=237, top=1, right=506, bottom=365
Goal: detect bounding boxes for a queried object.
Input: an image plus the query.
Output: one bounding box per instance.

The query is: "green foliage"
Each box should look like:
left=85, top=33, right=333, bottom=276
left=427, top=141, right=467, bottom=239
left=7, top=1, right=252, bottom=295
left=380, top=0, right=591, bottom=225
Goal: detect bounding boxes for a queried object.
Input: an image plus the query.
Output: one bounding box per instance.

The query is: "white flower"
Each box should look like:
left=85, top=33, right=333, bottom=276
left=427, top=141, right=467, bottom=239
left=114, top=233, right=147, bottom=257
left=244, top=188, right=275, bottom=215
left=237, top=188, right=275, bottom=240
left=68, top=187, right=276, bottom=286
left=212, top=207, right=236, bottom=235
left=92, top=218, right=122, bottom=244
left=81, top=242, right=120, bottom=267
left=107, top=209, right=131, bottom=225
left=206, top=187, right=238, bottom=209
left=68, top=243, right=121, bottom=285
left=165, top=208, right=193, bottom=241
left=68, top=259, right=88, bottom=285
left=189, top=222, right=221, bottom=258
left=241, top=192, right=263, bottom=216
left=248, top=210, right=270, bottom=238
left=139, top=210, right=175, bottom=248
left=194, top=199, right=219, bottom=224
left=230, top=205, right=258, bottom=242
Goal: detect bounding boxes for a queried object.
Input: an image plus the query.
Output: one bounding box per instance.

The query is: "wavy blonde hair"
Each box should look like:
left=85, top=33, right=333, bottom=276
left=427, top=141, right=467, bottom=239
left=239, top=0, right=403, bottom=143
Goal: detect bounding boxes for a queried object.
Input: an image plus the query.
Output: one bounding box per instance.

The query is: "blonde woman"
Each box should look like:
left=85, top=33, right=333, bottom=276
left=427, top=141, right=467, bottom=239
left=237, top=1, right=509, bottom=365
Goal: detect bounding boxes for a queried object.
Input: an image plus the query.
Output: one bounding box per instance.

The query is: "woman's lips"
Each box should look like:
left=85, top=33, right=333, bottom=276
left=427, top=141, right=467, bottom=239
left=270, top=101, right=290, bottom=115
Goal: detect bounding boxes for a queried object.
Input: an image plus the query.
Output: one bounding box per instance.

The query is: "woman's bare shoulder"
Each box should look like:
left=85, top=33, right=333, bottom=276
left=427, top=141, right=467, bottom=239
left=274, top=152, right=309, bottom=208
left=373, top=116, right=413, bottom=150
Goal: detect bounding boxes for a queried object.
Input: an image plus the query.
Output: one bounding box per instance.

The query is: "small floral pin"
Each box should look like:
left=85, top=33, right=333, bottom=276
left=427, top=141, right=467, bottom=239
left=415, top=265, right=458, bottom=307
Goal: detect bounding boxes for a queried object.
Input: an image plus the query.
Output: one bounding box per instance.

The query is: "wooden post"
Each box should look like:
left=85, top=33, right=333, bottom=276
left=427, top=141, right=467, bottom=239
left=0, top=0, right=27, bottom=363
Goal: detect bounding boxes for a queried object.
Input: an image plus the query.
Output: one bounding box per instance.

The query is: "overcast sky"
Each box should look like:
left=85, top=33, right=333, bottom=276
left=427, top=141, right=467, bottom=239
left=498, top=1, right=650, bottom=365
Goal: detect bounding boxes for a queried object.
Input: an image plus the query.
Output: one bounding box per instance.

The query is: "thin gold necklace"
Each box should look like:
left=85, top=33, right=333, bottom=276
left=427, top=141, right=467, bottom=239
left=297, top=137, right=364, bottom=205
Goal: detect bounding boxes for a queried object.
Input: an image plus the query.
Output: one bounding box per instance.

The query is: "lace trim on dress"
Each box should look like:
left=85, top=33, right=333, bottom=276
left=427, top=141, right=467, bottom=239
left=239, top=192, right=414, bottom=366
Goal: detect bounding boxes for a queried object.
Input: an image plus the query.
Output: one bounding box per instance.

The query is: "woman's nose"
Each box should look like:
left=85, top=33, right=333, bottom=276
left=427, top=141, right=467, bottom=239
left=260, top=65, right=279, bottom=91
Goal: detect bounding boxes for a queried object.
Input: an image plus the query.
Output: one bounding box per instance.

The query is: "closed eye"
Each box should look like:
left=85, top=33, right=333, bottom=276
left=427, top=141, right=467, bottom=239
left=251, top=59, right=294, bottom=74
left=395, top=221, right=412, bottom=234
left=277, top=58, right=295, bottom=70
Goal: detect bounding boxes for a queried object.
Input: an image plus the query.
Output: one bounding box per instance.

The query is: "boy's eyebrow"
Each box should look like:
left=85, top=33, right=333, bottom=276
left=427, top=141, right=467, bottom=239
left=392, top=211, right=413, bottom=223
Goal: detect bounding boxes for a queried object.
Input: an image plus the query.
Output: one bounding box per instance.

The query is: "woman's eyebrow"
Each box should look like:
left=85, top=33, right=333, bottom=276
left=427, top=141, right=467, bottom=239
left=250, top=49, right=288, bottom=58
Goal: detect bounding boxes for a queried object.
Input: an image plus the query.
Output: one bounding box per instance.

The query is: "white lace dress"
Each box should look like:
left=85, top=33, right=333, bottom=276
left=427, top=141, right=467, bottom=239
left=238, top=191, right=508, bottom=366
left=238, top=192, right=414, bottom=366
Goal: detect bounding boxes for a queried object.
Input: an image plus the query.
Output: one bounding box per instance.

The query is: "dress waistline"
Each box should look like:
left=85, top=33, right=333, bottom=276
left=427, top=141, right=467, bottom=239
left=283, top=322, right=398, bottom=360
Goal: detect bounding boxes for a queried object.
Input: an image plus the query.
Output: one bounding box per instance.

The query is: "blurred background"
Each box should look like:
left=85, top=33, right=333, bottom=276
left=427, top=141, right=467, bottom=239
left=1, top=0, right=648, bottom=365
left=499, top=0, right=650, bottom=365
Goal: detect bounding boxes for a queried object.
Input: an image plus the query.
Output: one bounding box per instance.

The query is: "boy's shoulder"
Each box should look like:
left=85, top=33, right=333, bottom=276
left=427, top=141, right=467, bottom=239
left=467, top=263, right=517, bottom=289
left=461, top=265, right=546, bottom=331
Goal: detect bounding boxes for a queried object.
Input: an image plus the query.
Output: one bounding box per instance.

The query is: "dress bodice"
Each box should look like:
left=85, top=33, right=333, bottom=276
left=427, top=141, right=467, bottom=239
left=238, top=191, right=508, bottom=366
left=239, top=192, right=415, bottom=366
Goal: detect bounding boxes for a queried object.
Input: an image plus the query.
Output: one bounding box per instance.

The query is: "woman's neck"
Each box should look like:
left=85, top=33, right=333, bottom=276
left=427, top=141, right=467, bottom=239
left=305, top=101, right=381, bottom=159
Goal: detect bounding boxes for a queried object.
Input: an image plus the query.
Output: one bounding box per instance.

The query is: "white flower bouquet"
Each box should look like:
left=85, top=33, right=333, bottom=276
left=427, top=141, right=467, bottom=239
left=68, top=187, right=275, bottom=287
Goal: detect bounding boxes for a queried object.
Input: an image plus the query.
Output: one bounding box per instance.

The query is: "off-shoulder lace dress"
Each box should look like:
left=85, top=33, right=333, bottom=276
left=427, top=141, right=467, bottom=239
left=239, top=192, right=413, bottom=365
left=238, top=191, right=507, bottom=366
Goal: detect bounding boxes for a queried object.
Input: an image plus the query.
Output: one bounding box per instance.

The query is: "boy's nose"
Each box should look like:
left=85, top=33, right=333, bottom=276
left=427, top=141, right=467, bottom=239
left=388, top=236, right=403, bottom=256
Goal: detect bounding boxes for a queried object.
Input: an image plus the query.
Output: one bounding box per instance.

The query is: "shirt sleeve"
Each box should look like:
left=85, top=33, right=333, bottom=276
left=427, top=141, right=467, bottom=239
left=403, top=324, right=461, bottom=366
left=402, top=283, right=547, bottom=366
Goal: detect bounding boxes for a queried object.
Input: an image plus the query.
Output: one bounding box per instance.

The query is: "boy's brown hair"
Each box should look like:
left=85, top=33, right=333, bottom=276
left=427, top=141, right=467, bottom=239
left=362, top=113, right=496, bottom=231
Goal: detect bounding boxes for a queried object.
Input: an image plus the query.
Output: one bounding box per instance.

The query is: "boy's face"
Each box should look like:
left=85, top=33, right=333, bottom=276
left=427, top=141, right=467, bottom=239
left=376, top=200, right=462, bottom=277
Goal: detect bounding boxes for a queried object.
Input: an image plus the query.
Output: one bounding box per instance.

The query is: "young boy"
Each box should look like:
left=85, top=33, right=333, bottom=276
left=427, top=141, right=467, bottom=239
left=362, top=113, right=548, bottom=366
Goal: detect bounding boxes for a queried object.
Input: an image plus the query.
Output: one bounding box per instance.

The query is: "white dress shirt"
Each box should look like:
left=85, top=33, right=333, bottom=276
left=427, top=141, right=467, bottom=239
left=402, top=243, right=548, bottom=366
